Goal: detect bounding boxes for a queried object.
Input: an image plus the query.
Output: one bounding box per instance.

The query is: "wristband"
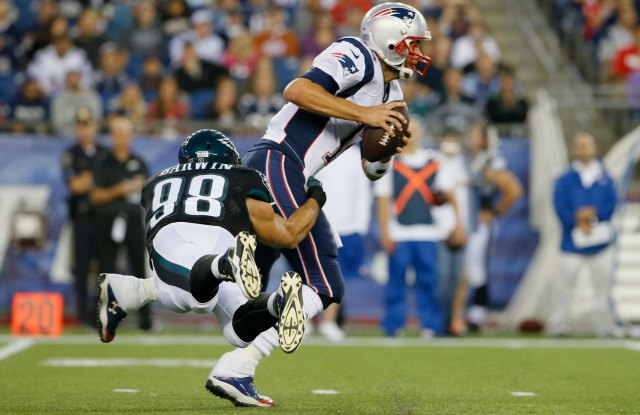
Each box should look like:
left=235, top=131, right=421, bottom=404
left=364, top=158, right=394, bottom=179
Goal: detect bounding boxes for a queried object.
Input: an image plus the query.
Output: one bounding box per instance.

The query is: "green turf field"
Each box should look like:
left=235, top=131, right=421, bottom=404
left=0, top=335, right=639, bottom=415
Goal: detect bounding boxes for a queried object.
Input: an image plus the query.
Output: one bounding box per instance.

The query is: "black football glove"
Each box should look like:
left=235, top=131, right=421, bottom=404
left=306, top=176, right=326, bottom=208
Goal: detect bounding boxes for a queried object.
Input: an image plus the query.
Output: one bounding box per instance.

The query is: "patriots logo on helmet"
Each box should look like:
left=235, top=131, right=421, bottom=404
left=330, top=52, right=359, bottom=77
left=371, top=7, right=416, bottom=27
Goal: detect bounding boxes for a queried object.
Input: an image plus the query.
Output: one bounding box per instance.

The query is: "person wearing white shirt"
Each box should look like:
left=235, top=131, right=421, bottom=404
left=169, top=9, right=225, bottom=68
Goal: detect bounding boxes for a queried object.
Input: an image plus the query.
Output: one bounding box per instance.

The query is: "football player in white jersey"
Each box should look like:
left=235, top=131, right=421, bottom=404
left=208, top=3, right=433, bottom=407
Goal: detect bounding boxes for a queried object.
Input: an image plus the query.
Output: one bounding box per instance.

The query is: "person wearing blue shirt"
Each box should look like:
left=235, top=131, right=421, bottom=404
left=550, top=132, right=618, bottom=336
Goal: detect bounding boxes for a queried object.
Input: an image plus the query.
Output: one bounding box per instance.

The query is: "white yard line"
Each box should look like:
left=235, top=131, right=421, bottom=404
left=0, top=339, right=35, bottom=361
left=1, top=334, right=639, bottom=350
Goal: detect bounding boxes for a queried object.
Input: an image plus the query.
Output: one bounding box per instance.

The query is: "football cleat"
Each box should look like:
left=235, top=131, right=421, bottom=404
left=226, top=231, right=262, bottom=300
left=96, top=273, right=127, bottom=343
left=276, top=271, right=305, bottom=354
left=206, top=376, right=274, bottom=407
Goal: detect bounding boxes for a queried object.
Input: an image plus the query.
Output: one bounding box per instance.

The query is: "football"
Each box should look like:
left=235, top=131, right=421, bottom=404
left=361, top=103, right=410, bottom=162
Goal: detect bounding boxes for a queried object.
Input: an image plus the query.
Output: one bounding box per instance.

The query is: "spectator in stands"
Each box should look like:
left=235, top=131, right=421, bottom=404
left=375, top=120, right=461, bottom=338
left=436, top=129, right=470, bottom=335
left=336, top=6, right=367, bottom=38
left=440, top=0, right=478, bottom=40
left=403, top=78, right=440, bottom=119
left=160, top=0, right=191, bottom=38
left=107, top=83, right=147, bottom=129
left=169, top=9, right=225, bottom=67
left=300, top=11, right=335, bottom=58
left=0, top=32, right=20, bottom=104
left=52, top=70, right=102, bottom=136
left=145, top=75, right=189, bottom=136
left=90, top=116, right=153, bottom=332
left=237, top=58, right=285, bottom=131
left=138, top=55, right=164, bottom=102
left=0, top=0, right=20, bottom=50
left=315, top=144, right=373, bottom=342
left=7, top=78, right=50, bottom=133
left=94, top=42, right=130, bottom=110
left=246, top=0, right=270, bottom=34
left=254, top=7, right=299, bottom=59
left=120, top=1, right=165, bottom=60
left=485, top=67, right=529, bottom=124
left=24, top=12, right=67, bottom=64
left=27, top=33, right=93, bottom=96
left=74, top=8, right=107, bottom=67
left=611, top=25, right=640, bottom=79
left=462, top=53, right=500, bottom=109
left=450, top=19, right=501, bottom=71
left=204, top=76, right=238, bottom=131
left=222, top=32, right=260, bottom=86
left=174, top=41, right=229, bottom=93
left=599, top=4, right=636, bottom=80
left=62, top=107, right=108, bottom=326
left=426, top=67, right=480, bottom=136
left=582, top=0, right=617, bottom=42
left=420, top=36, right=452, bottom=97
left=549, top=132, right=617, bottom=337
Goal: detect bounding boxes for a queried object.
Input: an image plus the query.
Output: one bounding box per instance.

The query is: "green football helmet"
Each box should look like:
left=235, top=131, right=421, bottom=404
left=178, top=129, right=241, bottom=165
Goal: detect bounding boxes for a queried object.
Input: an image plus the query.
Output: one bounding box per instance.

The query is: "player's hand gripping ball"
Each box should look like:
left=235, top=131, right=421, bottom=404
left=361, top=103, right=410, bottom=162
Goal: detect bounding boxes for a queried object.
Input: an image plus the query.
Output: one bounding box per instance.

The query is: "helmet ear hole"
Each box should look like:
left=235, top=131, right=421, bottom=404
left=388, top=44, right=394, bottom=50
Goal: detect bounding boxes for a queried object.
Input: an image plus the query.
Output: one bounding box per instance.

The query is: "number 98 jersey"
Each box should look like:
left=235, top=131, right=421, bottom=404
left=141, top=162, right=273, bottom=242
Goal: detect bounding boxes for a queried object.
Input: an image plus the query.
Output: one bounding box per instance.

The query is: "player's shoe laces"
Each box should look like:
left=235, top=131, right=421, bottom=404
left=226, top=231, right=261, bottom=300
left=276, top=271, right=305, bottom=353
left=96, top=273, right=127, bottom=343
left=206, top=376, right=274, bottom=407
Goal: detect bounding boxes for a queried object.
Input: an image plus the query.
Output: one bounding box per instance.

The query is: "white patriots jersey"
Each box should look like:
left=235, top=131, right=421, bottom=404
left=260, top=36, right=403, bottom=178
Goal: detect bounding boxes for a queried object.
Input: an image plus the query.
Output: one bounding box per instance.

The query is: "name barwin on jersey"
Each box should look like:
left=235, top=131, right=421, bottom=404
left=159, top=162, right=232, bottom=176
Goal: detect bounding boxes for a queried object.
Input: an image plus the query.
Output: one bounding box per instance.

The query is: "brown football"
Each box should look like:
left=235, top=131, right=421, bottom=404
left=361, top=103, right=410, bottom=162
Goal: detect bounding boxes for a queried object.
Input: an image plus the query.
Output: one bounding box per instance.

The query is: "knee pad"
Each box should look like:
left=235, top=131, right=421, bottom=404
left=189, top=254, right=218, bottom=303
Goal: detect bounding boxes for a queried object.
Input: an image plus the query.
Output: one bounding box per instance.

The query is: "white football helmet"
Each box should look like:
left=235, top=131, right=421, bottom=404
left=360, top=2, right=432, bottom=79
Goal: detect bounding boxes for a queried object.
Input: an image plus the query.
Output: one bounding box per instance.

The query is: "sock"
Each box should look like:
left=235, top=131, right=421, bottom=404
left=231, top=293, right=278, bottom=343
left=210, top=255, right=225, bottom=279
left=266, top=292, right=278, bottom=317
left=301, top=285, right=324, bottom=320
left=107, top=274, right=157, bottom=313
left=210, top=343, right=265, bottom=378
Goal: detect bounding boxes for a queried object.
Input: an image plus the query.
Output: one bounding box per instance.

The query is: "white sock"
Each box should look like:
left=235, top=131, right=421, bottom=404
left=210, top=343, right=265, bottom=378
left=107, top=274, right=157, bottom=313
left=301, top=285, right=324, bottom=320
left=210, top=255, right=224, bottom=279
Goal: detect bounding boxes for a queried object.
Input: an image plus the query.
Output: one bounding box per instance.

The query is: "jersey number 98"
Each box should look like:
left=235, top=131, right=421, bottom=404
left=149, top=174, right=228, bottom=229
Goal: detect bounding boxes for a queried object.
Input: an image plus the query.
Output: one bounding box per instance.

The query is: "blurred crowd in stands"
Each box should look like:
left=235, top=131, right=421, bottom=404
left=545, top=0, right=640, bottom=92
left=0, top=0, right=528, bottom=137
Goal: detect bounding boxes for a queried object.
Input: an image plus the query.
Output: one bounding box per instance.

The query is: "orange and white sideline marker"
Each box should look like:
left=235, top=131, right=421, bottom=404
left=11, top=292, right=63, bottom=336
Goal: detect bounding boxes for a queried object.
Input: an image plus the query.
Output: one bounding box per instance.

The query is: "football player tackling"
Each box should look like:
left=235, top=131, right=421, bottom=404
left=96, top=130, right=327, bottom=405
left=208, top=2, right=433, bottom=407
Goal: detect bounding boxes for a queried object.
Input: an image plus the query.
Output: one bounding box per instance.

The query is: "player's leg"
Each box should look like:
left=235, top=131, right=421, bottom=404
left=547, top=252, right=582, bottom=335
left=189, top=231, right=262, bottom=301
left=414, top=241, right=444, bottom=336
left=125, top=213, right=153, bottom=331
left=464, top=222, right=491, bottom=329
left=382, top=241, right=410, bottom=336
left=587, top=247, right=617, bottom=336
left=72, top=216, right=94, bottom=325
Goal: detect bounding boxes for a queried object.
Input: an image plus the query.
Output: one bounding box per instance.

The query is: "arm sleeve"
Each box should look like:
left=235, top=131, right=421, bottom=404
left=245, top=170, right=273, bottom=204
left=62, top=150, right=76, bottom=183
left=553, top=175, right=575, bottom=229
left=597, top=173, right=617, bottom=221
left=300, top=40, right=368, bottom=95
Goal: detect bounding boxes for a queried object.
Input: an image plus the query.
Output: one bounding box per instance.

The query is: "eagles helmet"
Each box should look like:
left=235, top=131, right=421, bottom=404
left=361, top=2, right=432, bottom=79
left=178, top=129, right=241, bottom=165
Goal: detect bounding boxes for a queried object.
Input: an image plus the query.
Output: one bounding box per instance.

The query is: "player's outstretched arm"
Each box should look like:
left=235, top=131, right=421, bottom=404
left=246, top=178, right=326, bottom=249
left=284, top=78, right=408, bottom=137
